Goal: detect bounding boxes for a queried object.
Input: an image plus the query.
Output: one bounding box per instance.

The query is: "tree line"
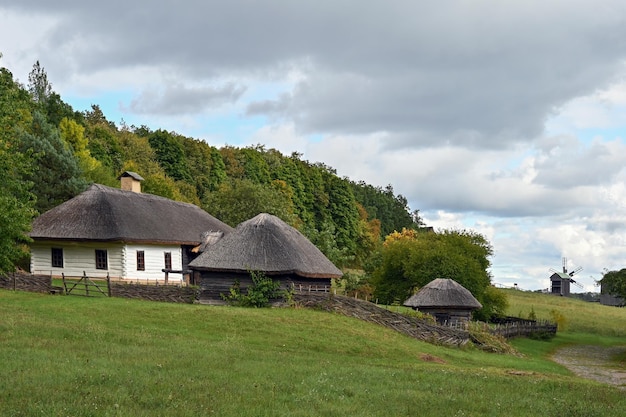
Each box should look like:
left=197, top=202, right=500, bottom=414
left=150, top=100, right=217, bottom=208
left=1, top=57, right=512, bottom=319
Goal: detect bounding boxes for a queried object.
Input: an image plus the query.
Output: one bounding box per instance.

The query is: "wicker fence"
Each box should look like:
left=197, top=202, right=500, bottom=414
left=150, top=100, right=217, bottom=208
left=110, top=281, right=197, bottom=303
left=0, top=272, right=51, bottom=293
left=488, top=320, right=557, bottom=339
left=2, top=271, right=197, bottom=304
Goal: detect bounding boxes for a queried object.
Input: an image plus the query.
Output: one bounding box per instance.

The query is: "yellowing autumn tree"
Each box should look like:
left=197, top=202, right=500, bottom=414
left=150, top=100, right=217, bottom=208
left=59, top=117, right=101, bottom=176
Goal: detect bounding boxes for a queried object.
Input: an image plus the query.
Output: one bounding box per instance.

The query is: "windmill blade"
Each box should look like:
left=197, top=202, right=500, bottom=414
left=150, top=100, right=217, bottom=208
left=570, top=279, right=584, bottom=289
left=549, top=268, right=558, bottom=274
left=569, top=266, right=583, bottom=276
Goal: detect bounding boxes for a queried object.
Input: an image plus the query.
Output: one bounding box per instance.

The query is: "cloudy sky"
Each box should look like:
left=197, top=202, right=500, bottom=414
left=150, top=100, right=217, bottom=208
left=3, top=0, right=626, bottom=291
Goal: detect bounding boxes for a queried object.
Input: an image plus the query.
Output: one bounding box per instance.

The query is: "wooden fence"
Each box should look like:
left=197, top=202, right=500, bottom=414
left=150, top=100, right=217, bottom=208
left=0, top=272, right=51, bottom=293
left=62, top=273, right=110, bottom=297
left=2, top=271, right=197, bottom=304
left=294, top=292, right=471, bottom=347
left=488, top=320, right=557, bottom=339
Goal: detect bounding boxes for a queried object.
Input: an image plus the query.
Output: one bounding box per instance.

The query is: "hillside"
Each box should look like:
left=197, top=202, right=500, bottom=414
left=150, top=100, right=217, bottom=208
left=1, top=289, right=624, bottom=416
left=503, top=288, right=626, bottom=337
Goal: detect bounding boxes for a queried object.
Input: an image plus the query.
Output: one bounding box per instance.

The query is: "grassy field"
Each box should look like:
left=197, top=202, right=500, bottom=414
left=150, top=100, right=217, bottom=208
left=0, top=289, right=624, bottom=416
left=503, top=289, right=626, bottom=337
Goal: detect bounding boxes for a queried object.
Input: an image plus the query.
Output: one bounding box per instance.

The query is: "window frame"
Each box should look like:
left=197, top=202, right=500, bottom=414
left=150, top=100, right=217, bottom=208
left=95, top=249, right=108, bottom=270
left=51, top=248, right=64, bottom=268
left=164, top=252, right=172, bottom=271
left=136, top=250, right=145, bottom=271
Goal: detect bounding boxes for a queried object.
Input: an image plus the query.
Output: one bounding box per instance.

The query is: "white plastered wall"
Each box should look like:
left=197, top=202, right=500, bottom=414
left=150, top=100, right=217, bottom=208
left=31, top=241, right=182, bottom=281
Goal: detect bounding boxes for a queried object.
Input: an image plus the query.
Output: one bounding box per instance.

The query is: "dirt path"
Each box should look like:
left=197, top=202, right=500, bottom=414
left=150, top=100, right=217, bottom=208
left=551, top=345, right=626, bottom=390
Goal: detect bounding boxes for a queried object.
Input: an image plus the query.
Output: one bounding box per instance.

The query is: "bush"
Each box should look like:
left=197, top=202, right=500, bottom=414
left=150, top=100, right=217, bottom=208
left=222, top=271, right=282, bottom=308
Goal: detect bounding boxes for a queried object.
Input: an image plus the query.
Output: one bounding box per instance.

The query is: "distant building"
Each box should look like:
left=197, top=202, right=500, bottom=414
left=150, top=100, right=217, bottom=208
left=599, top=282, right=625, bottom=307
left=403, top=278, right=482, bottom=325
left=550, top=271, right=573, bottom=296
left=549, top=258, right=583, bottom=297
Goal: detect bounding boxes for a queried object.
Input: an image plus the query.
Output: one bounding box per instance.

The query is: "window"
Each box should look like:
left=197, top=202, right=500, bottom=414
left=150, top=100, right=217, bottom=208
left=95, top=249, right=108, bottom=270
left=164, top=252, right=172, bottom=270
left=136, top=251, right=145, bottom=271
left=51, top=248, right=64, bottom=268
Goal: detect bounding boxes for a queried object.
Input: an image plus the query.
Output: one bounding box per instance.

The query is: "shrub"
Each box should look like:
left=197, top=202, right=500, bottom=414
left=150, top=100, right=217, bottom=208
left=550, top=309, right=567, bottom=331
left=222, top=271, right=282, bottom=308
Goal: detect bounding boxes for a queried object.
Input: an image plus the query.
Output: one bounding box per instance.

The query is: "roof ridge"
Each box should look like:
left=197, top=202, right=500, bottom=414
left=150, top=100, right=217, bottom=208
left=89, top=183, right=203, bottom=209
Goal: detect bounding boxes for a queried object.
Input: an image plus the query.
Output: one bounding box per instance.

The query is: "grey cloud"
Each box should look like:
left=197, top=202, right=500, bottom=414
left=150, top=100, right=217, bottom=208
left=532, top=136, right=626, bottom=188
left=6, top=1, right=626, bottom=150
left=123, top=82, right=246, bottom=115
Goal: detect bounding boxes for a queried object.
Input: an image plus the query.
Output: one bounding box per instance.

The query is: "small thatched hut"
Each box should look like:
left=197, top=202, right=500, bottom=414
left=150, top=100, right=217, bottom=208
left=188, top=213, right=343, bottom=304
left=403, top=278, right=482, bottom=324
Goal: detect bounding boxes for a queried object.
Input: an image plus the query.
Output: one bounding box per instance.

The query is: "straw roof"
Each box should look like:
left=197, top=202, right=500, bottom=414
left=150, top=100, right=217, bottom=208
left=189, top=213, right=343, bottom=279
left=30, top=184, right=233, bottom=245
left=403, top=278, right=482, bottom=310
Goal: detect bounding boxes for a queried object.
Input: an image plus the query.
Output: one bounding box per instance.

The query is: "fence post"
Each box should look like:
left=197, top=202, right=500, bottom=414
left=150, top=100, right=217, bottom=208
left=83, top=272, right=89, bottom=297
left=107, top=273, right=111, bottom=297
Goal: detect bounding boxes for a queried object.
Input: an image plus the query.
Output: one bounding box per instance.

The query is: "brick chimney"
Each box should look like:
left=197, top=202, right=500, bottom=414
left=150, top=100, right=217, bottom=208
left=118, top=171, right=144, bottom=193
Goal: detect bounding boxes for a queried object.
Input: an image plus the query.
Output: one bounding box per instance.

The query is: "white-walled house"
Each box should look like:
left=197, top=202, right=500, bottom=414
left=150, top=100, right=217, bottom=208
left=29, top=172, right=232, bottom=282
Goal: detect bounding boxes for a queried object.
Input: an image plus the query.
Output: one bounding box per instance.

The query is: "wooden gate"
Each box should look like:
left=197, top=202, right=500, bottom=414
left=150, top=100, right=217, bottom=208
left=62, top=272, right=110, bottom=297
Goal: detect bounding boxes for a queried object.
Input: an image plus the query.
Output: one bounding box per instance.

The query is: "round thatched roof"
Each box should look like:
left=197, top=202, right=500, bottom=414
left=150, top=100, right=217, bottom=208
left=30, top=184, right=233, bottom=245
left=403, top=278, right=482, bottom=310
left=188, top=213, right=343, bottom=279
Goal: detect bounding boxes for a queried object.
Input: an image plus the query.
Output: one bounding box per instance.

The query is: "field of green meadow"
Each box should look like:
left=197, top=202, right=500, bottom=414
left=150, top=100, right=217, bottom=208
left=1, top=288, right=624, bottom=416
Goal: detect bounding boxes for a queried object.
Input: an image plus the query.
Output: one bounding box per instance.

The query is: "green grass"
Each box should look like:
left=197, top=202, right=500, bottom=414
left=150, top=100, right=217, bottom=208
left=503, top=289, right=626, bottom=337
left=1, top=289, right=625, bottom=416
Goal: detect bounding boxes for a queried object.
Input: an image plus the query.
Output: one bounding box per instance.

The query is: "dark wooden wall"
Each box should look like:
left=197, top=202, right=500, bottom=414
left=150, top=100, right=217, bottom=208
left=197, top=271, right=331, bottom=304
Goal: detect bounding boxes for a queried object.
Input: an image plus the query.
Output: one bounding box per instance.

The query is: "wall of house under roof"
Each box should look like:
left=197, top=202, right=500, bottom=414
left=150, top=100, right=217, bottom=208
left=31, top=241, right=125, bottom=279
left=121, top=244, right=183, bottom=281
left=197, top=271, right=332, bottom=304
left=30, top=241, right=182, bottom=281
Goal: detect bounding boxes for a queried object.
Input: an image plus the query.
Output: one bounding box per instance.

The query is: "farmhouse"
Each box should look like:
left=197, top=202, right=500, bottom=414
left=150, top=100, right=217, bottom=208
left=403, top=278, right=482, bottom=325
left=29, top=172, right=233, bottom=282
left=188, top=213, right=343, bottom=304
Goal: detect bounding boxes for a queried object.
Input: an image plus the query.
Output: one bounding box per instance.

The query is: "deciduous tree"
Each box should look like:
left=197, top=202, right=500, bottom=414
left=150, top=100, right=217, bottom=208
left=0, top=63, right=36, bottom=272
left=368, top=229, right=505, bottom=319
left=600, top=268, right=626, bottom=300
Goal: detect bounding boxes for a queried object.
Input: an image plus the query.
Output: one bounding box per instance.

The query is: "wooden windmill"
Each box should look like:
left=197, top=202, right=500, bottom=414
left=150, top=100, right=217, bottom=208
left=549, top=257, right=583, bottom=296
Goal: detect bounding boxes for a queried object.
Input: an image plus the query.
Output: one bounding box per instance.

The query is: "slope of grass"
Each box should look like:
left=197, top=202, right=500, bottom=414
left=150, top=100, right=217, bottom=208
left=0, top=290, right=624, bottom=416
left=503, top=289, right=626, bottom=337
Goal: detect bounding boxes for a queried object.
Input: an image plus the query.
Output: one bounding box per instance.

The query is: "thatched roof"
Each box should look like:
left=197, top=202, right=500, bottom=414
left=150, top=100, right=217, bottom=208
left=403, top=278, right=482, bottom=310
left=30, top=184, right=233, bottom=245
left=189, top=213, right=343, bottom=279
left=191, top=230, right=226, bottom=253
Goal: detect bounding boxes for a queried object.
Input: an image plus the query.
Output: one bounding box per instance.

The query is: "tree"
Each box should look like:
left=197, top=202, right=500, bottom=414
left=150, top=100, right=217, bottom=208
left=148, top=129, right=191, bottom=182
left=28, top=60, right=52, bottom=105
left=59, top=117, right=102, bottom=179
left=0, top=142, right=36, bottom=272
left=83, top=105, right=123, bottom=173
left=17, top=111, right=87, bottom=213
left=203, top=179, right=298, bottom=227
left=0, top=63, right=37, bottom=272
left=600, top=268, right=626, bottom=300
left=368, top=229, right=504, bottom=319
